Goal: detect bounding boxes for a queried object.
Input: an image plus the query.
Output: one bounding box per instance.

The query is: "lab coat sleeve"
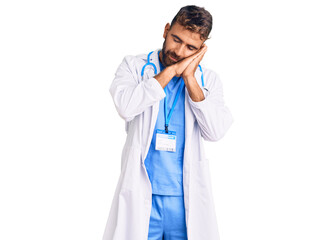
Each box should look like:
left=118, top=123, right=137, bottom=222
left=188, top=71, right=233, bottom=141
left=110, top=56, right=166, bottom=121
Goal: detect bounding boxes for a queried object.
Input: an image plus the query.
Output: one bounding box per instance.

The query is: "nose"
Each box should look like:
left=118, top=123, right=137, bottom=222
left=174, top=46, right=185, bottom=59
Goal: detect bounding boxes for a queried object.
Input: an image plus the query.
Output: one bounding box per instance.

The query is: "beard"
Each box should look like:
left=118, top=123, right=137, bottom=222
left=161, top=39, right=182, bottom=67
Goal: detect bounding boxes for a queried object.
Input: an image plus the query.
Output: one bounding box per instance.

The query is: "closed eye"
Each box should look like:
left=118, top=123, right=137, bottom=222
left=173, top=37, right=181, bottom=43
left=188, top=45, right=197, bottom=51
left=171, top=34, right=182, bottom=43
left=171, top=34, right=198, bottom=51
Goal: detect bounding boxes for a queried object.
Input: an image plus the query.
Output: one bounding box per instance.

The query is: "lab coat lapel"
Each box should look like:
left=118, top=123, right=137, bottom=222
left=183, top=67, right=203, bottom=228
left=142, top=49, right=162, bottom=163
left=183, top=86, right=194, bottom=225
left=184, top=66, right=203, bottom=133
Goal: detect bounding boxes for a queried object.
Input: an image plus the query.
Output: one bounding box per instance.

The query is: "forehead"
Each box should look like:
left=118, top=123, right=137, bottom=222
left=168, top=23, right=204, bottom=47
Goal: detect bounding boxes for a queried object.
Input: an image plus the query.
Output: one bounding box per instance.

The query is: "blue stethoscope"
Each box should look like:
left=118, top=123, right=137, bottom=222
left=141, top=51, right=205, bottom=88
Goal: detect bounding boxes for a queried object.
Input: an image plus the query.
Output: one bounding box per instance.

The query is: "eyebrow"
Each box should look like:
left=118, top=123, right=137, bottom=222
left=171, top=34, right=198, bottom=50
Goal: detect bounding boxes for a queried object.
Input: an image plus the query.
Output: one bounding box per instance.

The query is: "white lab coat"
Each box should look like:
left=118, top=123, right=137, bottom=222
left=103, top=49, right=233, bottom=240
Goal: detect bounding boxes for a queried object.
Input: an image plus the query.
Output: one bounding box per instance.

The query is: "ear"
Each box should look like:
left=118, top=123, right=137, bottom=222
left=163, top=23, right=170, bottom=39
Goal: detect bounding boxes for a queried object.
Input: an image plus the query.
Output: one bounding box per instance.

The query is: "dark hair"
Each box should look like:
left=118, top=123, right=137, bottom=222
left=171, top=5, right=213, bottom=41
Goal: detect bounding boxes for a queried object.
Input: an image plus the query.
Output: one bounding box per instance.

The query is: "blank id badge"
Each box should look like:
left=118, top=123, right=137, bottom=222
left=155, top=129, right=176, bottom=152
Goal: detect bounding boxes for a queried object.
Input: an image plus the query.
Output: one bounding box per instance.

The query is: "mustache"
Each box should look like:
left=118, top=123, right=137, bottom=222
left=166, top=50, right=181, bottom=62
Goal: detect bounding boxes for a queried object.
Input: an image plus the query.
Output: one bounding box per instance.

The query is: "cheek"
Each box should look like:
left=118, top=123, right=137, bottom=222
left=183, top=50, right=196, bottom=58
left=165, top=40, right=177, bottom=51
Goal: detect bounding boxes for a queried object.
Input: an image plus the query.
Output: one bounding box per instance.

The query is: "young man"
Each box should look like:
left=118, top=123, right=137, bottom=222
left=103, top=5, right=233, bottom=240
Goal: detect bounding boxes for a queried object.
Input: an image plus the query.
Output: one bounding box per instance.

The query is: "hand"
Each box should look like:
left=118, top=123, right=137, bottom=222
left=172, top=45, right=207, bottom=77
left=182, top=45, right=207, bottom=79
left=154, top=45, right=207, bottom=89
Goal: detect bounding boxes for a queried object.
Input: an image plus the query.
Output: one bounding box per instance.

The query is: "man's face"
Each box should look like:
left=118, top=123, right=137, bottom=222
left=160, top=22, right=205, bottom=67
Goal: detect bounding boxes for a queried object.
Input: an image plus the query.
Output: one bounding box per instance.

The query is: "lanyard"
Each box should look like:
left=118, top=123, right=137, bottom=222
left=158, top=51, right=185, bottom=133
left=164, top=79, right=184, bottom=133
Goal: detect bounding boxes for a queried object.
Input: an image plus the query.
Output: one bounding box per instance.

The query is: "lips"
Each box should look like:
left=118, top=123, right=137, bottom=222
left=169, top=55, right=178, bottom=62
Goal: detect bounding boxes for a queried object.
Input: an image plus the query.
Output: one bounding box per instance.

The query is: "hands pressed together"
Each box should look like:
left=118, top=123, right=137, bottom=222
left=154, top=45, right=207, bottom=102
left=173, top=44, right=207, bottom=79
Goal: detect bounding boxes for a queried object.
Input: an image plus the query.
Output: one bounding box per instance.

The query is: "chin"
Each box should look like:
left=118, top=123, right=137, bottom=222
left=163, top=58, right=174, bottom=67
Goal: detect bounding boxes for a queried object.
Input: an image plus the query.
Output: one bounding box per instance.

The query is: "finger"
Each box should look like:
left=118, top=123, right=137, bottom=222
left=199, top=44, right=207, bottom=52
left=192, top=46, right=207, bottom=64
left=199, top=45, right=207, bottom=56
left=195, top=46, right=207, bottom=59
left=178, top=45, right=207, bottom=67
left=197, top=50, right=206, bottom=63
left=201, top=45, right=208, bottom=54
left=188, top=46, right=207, bottom=62
left=190, top=50, right=204, bottom=60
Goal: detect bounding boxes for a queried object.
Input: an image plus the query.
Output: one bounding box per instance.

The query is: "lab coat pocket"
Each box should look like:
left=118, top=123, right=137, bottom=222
left=192, top=157, right=212, bottom=191
left=120, top=146, right=142, bottom=191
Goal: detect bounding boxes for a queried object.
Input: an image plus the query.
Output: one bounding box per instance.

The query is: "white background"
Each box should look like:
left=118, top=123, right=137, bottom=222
left=0, top=0, right=335, bottom=239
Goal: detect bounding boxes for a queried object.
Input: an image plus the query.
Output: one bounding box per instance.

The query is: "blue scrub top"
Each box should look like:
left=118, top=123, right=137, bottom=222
left=144, top=57, right=185, bottom=196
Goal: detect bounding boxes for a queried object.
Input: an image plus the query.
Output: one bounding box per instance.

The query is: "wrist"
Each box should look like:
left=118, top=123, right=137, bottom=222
left=182, top=74, right=196, bottom=84
left=182, top=75, right=205, bottom=102
left=154, top=65, right=177, bottom=88
left=167, top=65, right=177, bottom=76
